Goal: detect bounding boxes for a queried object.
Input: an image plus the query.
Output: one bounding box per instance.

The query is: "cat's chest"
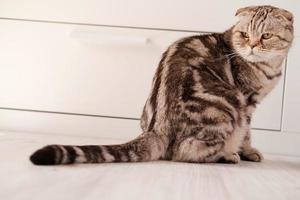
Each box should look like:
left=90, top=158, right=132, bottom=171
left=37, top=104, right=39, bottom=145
left=245, top=74, right=281, bottom=107
left=248, top=64, right=282, bottom=103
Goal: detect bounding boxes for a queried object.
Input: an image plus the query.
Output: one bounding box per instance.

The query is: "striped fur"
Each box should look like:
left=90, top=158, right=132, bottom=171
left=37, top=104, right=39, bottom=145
left=30, top=133, right=168, bottom=165
left=30, top=5, right=294, bottom=165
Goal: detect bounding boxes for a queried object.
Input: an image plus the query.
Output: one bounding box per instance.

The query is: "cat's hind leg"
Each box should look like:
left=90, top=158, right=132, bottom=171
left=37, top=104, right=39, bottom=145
left=217, top=152, right=240, bottom=163
left=171, top=122, right=240, bottom=163
left=171, top=136, right=224, bottom=163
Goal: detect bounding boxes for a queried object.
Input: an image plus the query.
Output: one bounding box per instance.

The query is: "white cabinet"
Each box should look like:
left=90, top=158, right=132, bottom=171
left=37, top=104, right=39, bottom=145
left=283, top=37, right=300, bottom=132
left=1, top=1, right=300, bottom=156
left=0, top=19, right=285, bottom=130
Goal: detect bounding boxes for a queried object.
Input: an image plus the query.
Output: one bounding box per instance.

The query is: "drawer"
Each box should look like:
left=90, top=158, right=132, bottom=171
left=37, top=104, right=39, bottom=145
left=0, top=0, right=299, bottom=36
left=0, top=19, right=284, bottom=130
left=0, top=19, right=192, bottom=119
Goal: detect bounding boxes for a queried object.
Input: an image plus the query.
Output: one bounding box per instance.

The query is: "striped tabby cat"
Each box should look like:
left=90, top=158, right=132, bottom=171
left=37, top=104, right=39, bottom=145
left=30, top=5, right=294, bottom=165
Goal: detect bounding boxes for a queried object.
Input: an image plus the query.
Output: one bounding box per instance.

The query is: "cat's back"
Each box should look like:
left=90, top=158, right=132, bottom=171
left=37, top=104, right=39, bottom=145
left=166, top=33, right=226, bottom=66
left=157, top=33, right=232, bottom=102
left=140, top=33, right=231, bottom=132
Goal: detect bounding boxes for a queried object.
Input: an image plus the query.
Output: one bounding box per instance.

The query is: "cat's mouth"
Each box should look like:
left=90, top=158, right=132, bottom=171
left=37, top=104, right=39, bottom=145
left=244, top=52, right=264, bottom=62
left=248, top=51, right=258, bottom=58
left=236, top=48, right=265, bottom=62
left=242, top=48, right=271, bottom=62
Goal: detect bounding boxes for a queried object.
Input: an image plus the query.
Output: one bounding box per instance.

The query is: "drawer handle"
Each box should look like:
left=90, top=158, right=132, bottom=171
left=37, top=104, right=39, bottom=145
left=70, top=29, right=150, bottom=46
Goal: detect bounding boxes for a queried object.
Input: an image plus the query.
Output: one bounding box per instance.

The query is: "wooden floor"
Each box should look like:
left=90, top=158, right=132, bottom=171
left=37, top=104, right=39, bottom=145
left=1, top=131, right=300, bottom=200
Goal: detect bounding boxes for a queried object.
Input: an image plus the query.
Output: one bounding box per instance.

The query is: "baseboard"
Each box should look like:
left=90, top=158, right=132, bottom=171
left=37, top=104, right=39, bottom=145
left=1, top=109, right=300, bottom=157
left=0, top=108, right=141, bottom=140
left=252, top=130, right=300, bottom=157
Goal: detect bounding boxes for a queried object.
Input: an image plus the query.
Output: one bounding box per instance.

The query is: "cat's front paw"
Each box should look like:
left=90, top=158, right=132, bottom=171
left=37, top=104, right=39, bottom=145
left=240, top=148, right=264, bottom=162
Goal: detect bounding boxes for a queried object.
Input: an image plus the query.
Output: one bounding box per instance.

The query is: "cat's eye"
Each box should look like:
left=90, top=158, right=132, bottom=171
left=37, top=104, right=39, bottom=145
left=262, top=33, right=273, bottom=39
left=240, top=32, right=249, bottom=38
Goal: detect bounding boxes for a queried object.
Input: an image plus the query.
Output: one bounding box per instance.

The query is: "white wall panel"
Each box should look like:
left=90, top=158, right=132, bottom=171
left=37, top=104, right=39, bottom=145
left=0, top=0, right=299, bottom=36
left=282, top=37, right=300, bottom=132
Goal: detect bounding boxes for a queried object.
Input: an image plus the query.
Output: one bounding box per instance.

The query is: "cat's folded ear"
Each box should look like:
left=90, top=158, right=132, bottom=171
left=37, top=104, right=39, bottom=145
left=235, top=6, right=294, bottom=25
left=273, top=8, right=294, bottom=24
left=235, top=6, right=257, bottom=18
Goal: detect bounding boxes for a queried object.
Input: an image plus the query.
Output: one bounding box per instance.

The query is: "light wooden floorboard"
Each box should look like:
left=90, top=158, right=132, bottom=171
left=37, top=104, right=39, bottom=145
left=0, top=131, right=299, bottom=200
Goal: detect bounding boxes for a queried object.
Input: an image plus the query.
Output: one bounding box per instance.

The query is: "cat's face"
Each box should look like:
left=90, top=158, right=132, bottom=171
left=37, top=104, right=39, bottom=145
left=231, top=6, right=294, bottom=63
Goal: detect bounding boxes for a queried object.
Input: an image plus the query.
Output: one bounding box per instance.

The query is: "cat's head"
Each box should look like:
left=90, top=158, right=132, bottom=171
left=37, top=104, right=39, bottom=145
left=231, top=5, right=294, bottom=63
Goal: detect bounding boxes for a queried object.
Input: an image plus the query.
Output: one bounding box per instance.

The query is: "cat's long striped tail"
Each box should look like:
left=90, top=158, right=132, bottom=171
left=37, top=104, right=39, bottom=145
left=30, top=132, right=168, bottom=165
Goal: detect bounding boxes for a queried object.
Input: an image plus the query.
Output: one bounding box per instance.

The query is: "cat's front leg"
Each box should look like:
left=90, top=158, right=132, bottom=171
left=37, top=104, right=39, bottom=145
left=239, top=127, right=264, bottom=162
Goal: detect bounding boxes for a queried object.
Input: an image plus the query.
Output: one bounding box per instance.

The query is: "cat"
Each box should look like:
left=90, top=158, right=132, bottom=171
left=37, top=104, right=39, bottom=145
left=30, top=5, right=294, bottom=165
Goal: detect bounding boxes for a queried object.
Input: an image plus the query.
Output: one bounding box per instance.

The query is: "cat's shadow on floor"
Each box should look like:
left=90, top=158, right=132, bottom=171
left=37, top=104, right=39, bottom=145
left=36, top=158, right=300, bottom=172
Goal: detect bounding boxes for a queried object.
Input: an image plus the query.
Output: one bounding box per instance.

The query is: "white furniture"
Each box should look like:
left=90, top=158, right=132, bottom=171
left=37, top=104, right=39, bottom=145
left=0, top=0, right=299, bottom=156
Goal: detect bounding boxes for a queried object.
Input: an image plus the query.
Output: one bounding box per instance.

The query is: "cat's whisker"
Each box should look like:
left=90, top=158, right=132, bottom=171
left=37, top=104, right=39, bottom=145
left=212, top=52, right=239, bottom=61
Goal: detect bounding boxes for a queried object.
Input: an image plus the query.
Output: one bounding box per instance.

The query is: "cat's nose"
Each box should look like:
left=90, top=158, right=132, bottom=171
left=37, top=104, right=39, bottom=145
left=249, top=44, right=257, bottom=49
left=249, top=41, right=260, bottom=49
